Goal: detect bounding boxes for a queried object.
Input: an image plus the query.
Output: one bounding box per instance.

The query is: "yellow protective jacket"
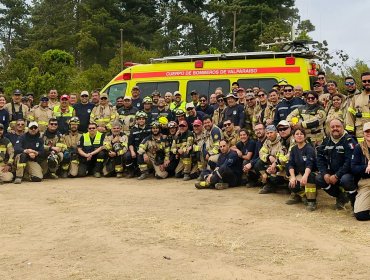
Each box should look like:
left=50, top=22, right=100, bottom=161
left=259, top=135, right=289, bottom=173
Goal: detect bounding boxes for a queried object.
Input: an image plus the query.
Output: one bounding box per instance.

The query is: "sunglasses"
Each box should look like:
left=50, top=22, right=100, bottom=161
left=81, top=95, right=89, bottom=97
left=345, top=81, right=355, bottom=86
left=364, top=130, right=370, bottom=133
left=284, top=89, right=293, bottom=92
left=257, top=94, right=265, bottom=97
left=278, top=127, right=290, bottom=132
left=88, top=127, right=96, bottom=130
left=217, top=99, right=224, bottom=102
left=362, top=80, right=370, bottom=84
left=61, top=98, right=68, bottom=101
left=246, top=98, right=254, bottom=101
left=179, top=124, right=187, bottom=128
left=317, top=77, right=325, bottom=80
left=306, top=97, right=316, bottom=101
left=200, top=99, right=206, bottom=102
left=17, top=123, right=25, bottom=126
left=224, top=123, right=232, bottom=127
left=186, top=107, right=194, bottom=111
left=246, top=90, right=253, bottom=93
left=193, top=124, right=201, bottom=127
left=49, top=123, right=58, bottom=126
left=100, top=97, right=108, bottom=100
left=313, top=85, right=321, bottom=88
left=29, top=126, right=38, bottom=130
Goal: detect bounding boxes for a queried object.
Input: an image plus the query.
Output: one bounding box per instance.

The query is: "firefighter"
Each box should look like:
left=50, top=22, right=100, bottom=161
left=286, top=128, right=317, bottom=211
left=316, top=119, right=356, bottom=210
left=90, top=92, right=118, bottom=131
left=256, top=125, right=289, bottom=194
left=190, top=119, right=206, bottom=178
left=195, top=139, right=242, bottom=190
left=222, top=119, right=239, bottom=148
left=137, top=121, right=170, bottom=180
left=345, top=71, right=370, bottom=142
left=28, top=95, right=53, bottom=133
left=5, top=89, right=29, bottom=131
left=125, top=111, right=151, bottom=177
left=61, top=117, right=81, bottom=178
left=102, top=121, right=128, bottom=178
left=171, top=120, right=194, bottom=180
left=53, top=94, right=76, bottom=135
left=41, top=118, right=66, bottom=179
left=0, top=123, right=14, bottom=183
left=14, top=122, right=44, bottom=184
left=117, top=96, right=138, bottom=135
left=287, top=91, right=326, bottom=146
left=165, top=121, right=180, bottom=177
left=76, top=122, right=105, bottom=178
left=203, top=116, right=222, bottom=169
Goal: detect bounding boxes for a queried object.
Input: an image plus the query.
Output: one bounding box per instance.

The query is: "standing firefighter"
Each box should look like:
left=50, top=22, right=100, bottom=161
left=90, top=92, right=117, bottom=131
left=28, top=95, right=53, bottom=133
left=103, top=121, right=128, bottom=178
left=171, top=120, right=194, bottom=180
left=76, top=123, right=105, bottom=178
left=0, top=123, right=14, bottom=183
left=125, top=111, right=151, bottom=177
left=137, top=121, right=170, bottom=180
left=61, top=117, right=81, bottom=178
left=14, top=122, right=44, bottom=184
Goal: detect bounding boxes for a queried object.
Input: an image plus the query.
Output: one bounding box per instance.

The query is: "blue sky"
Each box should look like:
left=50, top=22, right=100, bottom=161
left=295, top=0, right=369, bottom=66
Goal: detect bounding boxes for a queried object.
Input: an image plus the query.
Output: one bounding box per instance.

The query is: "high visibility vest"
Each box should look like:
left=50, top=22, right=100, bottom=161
left=83, top=131, right=103, bottom=147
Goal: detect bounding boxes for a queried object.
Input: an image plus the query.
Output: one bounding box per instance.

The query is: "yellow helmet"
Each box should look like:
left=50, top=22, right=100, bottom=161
left=158, top=116, right=168, bottom=125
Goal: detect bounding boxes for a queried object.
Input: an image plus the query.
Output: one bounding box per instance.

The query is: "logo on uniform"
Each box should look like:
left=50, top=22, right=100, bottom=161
left=88, top=109, right=91, bottom=113
left=214, top=134, right=219, bottom=140
left=36, top=143, right=39, bottom=148
left=233, top=110, right=237, bottom=115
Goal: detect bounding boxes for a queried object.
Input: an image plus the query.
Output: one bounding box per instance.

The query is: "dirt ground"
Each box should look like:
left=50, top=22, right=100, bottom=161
left=0, top=177, right=369, bottom=280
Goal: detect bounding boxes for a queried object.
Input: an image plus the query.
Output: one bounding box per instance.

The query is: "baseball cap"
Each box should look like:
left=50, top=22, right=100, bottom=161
left=266, top=125, right=277, bottom=132
left=186, top=102, right=195, bottom=110
left=174, top=91, right=181, bottom=96
left=236, top=87, right=245, bottom=92
left=132, top=86, right=140, bottom=91
left=60, top=94, right=69, bottom=100
left=246, top=92, right=255, bottom=98
left=193, top=119, right=202, bottom=126
left=277, top=120, right=290, bottom=127
left=40, top=95, right=49, bottom=102
left=80, top=90, right=89, bottom=97
left=152, top=90, right=160, bottom=96
left=100, top=92, right=108, bottom=99
left=190, top=90, right=198, bottom=95
left=123, top=96, right=132, bottom=100
left=226, top=93, right=238, bottom=99
left=13, top=89, right=21, bottom=95
left=363, top=122, right=370, bottom=132
left=28, top=121, right=39, bottom=128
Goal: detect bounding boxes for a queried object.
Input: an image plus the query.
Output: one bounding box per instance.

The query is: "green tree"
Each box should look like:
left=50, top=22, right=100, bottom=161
left=0, top=0, right=30, bottom=60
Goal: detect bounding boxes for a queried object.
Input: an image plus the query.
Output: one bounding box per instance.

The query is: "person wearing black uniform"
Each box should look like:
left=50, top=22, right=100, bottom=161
left=195, top=139, right=242, bottom=190
left=125, top=111, right=151, bottom=177
left=5, top=89, right=29, bottom=131
left=316, top=119, right=356, bottom=210
left=0, top=95, right=10, bottom=132
left=14, top=121, right=44, bottom=184
left=151, top=97, right=173, bottom=122
left=286, top=128, right=317, bottom=211
left=223, top=93, right=245, bottom=130
left=234, top=129, right=255, bottom=184
left=131, top=86, right=143, bottom=110
left=165, top=121, right=180, bottom=177
left=76, top=122, right=105, bottom=178
left=73, top=91, right=95, bottom=133
left=196, top=95, right=214, bottom=117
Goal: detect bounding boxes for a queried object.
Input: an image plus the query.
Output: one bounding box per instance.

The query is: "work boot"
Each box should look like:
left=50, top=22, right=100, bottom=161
left=175, top=172, right=183, bottom=178
left=335, top=192, right=349, bottom=210
left=183, top=174, right=191, bottom=181
left=259, top=184, right=275, bottom=194
left=195, top=181, right=209, bottom=189
left=50, top=173, right=59, bottom=179
left=306, top=201, right=317, bottom=211
left=61, top=171, right=68, bottom=179
left=116, top=173, right=123, bottom=178
left=285, top=193, right=302, bottom=205
left=14, top=177, right=22, bottom=184
left=94, top=172, right=101, bottom=178
left=138, top=172, right=149, bottom=180
left=215, top=183, right=229, bottom=190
